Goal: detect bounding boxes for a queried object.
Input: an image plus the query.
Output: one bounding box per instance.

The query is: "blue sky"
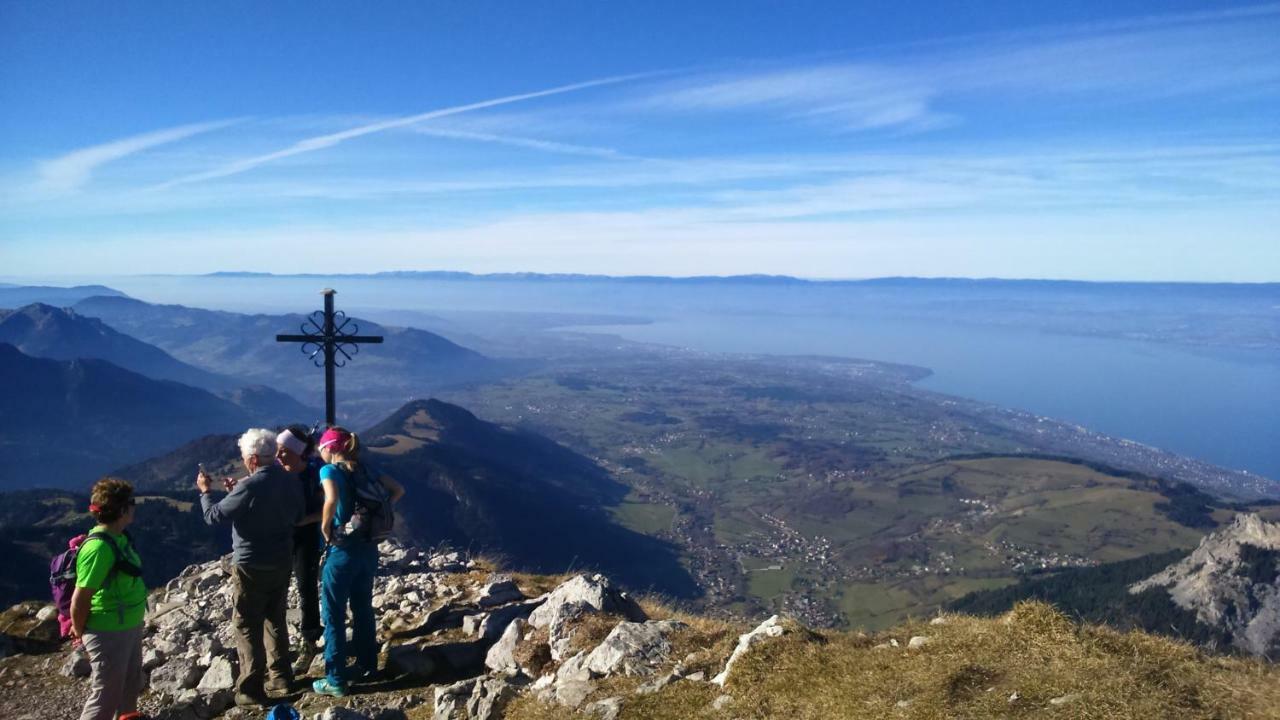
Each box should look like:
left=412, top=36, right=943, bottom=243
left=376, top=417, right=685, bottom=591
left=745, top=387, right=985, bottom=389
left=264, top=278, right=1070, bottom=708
left=1, top=1, right=1278, bottom=280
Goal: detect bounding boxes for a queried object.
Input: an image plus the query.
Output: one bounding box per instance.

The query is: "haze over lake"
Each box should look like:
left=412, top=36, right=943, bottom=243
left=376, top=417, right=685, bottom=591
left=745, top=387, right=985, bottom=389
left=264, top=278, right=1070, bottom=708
left=19, top=273, right=1278, bottom=481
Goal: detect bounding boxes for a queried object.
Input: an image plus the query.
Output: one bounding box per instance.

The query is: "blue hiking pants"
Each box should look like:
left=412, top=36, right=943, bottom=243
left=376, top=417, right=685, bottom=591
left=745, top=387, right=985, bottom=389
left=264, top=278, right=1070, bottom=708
left=320, top=539, right=378, bottom=685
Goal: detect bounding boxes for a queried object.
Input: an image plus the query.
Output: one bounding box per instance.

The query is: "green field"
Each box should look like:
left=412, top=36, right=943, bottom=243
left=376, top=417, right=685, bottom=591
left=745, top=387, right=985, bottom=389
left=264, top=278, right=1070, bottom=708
left=610, top=500, right=676, bottom=535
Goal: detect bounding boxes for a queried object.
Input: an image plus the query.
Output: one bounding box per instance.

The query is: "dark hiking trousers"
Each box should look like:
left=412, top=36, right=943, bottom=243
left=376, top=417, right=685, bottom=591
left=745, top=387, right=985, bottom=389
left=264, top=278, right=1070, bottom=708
left=231, top=563, right=293, bottom=695
left=293, top=523, right=323, bottom=643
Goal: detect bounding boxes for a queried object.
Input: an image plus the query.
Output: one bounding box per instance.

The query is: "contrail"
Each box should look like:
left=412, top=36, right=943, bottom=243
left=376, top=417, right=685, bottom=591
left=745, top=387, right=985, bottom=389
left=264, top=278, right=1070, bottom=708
left=154, top=74, right=648, bottom=189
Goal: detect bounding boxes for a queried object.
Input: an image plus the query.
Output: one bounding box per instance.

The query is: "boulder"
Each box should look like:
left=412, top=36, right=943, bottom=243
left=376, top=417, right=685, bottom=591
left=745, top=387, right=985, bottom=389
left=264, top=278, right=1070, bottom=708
left=60, top=649, right=90, bottom=678
left=35, top=605, right=57, bottom=622
left=433, top=678, right=477, bottom=720
left=585, top=697, right=622, bottom=720
left=148, top=659, right=202, bottom=693
left=584, top=621, right=687, bottom=677
left=545, top=600, right=593, bottom=662
left=477, top=599, right=543, bottom=640
left=195, top=655, right=235, bottom=691
left=548, top=651, right=596, bottom=708
left=484, top=618, right=530, bottom=675
left=466, top=677, right=518, bottom=720
left=477, top=578, right=525, bottom=608
left=528, top=575, right=645, bottom=630
left=712, top=615, right=787, bottom=686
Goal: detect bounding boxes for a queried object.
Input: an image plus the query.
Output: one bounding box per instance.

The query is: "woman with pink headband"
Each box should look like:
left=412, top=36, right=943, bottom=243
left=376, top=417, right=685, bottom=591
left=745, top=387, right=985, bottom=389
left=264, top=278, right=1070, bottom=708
left=311, top=426, right=404, bottom=698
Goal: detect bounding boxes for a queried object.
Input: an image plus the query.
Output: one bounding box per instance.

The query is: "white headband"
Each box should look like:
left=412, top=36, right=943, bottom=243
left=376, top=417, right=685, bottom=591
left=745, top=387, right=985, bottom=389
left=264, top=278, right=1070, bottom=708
left=277, top=431, right=308, bottom=456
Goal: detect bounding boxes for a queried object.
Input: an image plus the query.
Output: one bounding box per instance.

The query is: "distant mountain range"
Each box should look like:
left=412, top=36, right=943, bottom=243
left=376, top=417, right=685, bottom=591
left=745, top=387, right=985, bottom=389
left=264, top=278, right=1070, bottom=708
left=0, top=284, right=129, bottom=307
left=0, top=303, right=236, bottom=390
left=73, top=295, right=511, bottom=426
left=0, top=343, right=257, bottom=489
left=199, top=271, right=1280, bottom=292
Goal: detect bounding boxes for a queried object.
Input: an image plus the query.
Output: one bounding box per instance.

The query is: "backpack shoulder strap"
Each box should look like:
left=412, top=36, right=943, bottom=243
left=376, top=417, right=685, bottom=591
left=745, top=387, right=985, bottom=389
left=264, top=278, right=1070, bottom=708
left=82, top=531, right=122, bottom=586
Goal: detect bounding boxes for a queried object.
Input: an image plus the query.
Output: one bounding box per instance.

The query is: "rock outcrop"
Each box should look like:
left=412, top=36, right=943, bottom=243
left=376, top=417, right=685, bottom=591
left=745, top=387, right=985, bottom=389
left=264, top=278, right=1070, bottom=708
left=0, top=538, right=800, bottom=720
left=1131, top=513, right=1280, bottom=658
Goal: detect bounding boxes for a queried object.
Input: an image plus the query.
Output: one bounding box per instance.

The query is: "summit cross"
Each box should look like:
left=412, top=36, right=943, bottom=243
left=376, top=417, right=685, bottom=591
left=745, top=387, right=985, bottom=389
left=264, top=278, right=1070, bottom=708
left=276, top=288, right=383, bottom=426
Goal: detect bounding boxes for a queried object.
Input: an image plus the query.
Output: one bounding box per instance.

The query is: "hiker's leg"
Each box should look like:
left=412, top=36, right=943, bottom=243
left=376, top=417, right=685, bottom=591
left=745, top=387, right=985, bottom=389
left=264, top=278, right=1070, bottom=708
left=294, top=525, right=323, bottom=643
left=120, top=624, right=144, bottom=712
left=321, top=544, right=354, bottom=686
left=78, top=629, right=128, bottom=720
left=232, top=565, right=269, bottom=696
left=264, top=563, right=294, bottom=683
left=349, top=540, right=379, bottom=670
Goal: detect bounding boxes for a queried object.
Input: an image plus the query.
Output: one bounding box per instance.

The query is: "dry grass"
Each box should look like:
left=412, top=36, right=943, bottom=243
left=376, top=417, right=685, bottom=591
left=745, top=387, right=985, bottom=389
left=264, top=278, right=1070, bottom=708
left=510, top=570, right=574, bottom=598
left=502, top=601, right=1280, bottom=720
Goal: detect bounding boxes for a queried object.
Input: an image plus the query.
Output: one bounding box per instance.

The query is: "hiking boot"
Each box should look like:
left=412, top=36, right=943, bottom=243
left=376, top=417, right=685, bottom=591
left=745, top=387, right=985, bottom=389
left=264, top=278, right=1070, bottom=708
left=311, top=677, right=347, bottom=698
left=234, top=691, right=270, bottom=707
left=291, top=639, right=320, bottom=675
left=265, top=676, right=293, bottom=694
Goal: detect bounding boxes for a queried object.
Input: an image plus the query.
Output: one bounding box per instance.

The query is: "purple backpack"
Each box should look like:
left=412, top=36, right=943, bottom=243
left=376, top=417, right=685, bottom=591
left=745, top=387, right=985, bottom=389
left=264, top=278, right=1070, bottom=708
left=50, top=534, right=91, bottom=638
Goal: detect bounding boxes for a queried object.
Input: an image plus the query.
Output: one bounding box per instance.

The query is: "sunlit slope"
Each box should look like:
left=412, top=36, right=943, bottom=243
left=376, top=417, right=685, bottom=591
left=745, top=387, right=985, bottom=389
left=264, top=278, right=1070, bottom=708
left=730, top=456, right=1217, bottom=629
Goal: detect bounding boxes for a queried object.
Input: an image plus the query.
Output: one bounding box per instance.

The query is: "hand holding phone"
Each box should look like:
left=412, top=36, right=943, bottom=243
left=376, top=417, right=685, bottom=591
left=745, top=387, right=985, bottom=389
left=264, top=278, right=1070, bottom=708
left=195, top=464, right=212, bottom=493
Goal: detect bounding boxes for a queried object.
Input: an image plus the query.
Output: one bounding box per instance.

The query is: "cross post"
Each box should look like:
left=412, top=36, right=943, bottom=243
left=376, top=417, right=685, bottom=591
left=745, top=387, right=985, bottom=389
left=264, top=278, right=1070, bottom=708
left=276, top=288, right=383, bottom=426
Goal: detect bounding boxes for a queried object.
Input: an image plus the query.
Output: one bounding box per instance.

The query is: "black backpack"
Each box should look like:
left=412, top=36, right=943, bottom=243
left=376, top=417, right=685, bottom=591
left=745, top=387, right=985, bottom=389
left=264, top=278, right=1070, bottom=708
left=344, top=465, right=395, bottom=542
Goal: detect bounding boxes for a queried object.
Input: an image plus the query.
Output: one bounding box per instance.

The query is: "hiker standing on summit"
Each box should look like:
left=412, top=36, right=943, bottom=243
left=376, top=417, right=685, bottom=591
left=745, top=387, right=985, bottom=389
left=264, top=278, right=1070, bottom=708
left=311, top=427, right=405, bottom=698
left=275, top=424, right=326, bottom=672
left=198, top=428, right=305, bottom=707
left=71, top=478, right=147, bottom=720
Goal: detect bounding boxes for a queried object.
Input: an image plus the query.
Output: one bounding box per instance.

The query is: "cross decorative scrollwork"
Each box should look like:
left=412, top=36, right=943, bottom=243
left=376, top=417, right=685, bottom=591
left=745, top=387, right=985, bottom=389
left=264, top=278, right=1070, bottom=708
left=276, top=289, right=383, bottom=425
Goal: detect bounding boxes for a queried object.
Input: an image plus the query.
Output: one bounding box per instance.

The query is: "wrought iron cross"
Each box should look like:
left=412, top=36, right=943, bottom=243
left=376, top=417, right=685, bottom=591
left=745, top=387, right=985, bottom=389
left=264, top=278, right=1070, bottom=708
left=276, top=289, right=383, bottom=426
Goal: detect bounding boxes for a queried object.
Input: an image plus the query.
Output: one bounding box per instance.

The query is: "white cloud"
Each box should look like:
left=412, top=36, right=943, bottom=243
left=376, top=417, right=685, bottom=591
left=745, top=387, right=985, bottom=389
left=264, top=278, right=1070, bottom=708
left=408, top=125, right=636, bottom=160
left=154, top=74, right=648, bottom=189
left=635, top=64, right=949, bottom=132
left=36, top=119, right=240, bottom=193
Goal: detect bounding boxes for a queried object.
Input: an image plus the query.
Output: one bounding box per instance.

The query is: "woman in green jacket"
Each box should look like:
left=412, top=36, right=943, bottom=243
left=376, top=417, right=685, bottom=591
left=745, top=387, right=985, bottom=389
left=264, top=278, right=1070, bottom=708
left=71, top=478, right=147, bottom=720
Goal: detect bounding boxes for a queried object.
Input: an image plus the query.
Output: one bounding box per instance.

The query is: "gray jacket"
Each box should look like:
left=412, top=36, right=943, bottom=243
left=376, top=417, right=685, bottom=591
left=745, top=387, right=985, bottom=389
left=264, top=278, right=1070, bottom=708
left=201, top=462, right=304, bottom=568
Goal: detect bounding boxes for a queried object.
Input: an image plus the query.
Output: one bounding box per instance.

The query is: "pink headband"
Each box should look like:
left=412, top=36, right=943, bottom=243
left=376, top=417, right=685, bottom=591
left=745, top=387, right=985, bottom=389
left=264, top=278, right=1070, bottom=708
left=318, top=428, right=350, bottom=452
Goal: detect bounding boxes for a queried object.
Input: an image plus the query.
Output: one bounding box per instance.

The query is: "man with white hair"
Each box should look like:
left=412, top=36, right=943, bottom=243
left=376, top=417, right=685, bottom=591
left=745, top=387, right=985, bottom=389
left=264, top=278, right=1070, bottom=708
left=198, top=428, right=305, bottom=707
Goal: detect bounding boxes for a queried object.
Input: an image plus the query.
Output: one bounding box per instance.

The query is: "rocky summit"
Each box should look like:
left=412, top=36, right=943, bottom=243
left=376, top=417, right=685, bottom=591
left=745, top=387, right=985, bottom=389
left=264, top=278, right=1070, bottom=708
left=1130, top=512, right=1280, bottom=658
left=3, top=539, right=1280, bottom=720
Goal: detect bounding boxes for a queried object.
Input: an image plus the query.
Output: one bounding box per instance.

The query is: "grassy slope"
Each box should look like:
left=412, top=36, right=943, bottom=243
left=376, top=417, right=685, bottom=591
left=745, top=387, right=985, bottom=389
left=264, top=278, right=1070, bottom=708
left=499, top=601, right=1280, bottom=720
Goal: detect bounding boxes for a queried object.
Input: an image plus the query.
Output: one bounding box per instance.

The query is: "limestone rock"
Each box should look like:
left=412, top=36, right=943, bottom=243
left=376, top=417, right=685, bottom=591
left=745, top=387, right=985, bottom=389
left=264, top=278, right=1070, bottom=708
left=466, top=677, right=518, bottom=720
left=1130, top=513, right=1280, bottom=657
left=528, top=574, right=646, bottom=630
left=908, top=635, right=930, bottom=649
left=35, top=605, right=57, bottom=622
left=60, top=648, right=90, bottom=678
left=478, top=599, right=542, bottom=640
left=585, top=697, right=622, bottom=720
left=712, top=615, right=787, bottom=686
left=196, top=655, right=236, bottom=691
left=484, top=617, right=530, bottom=675
left=477, top=577, right=525, bottom=608
left=584, top=620, right=687, bottom=677
left=433, top=678, right=476, bottom=720
left=148, top=659, right=202, bottom=693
